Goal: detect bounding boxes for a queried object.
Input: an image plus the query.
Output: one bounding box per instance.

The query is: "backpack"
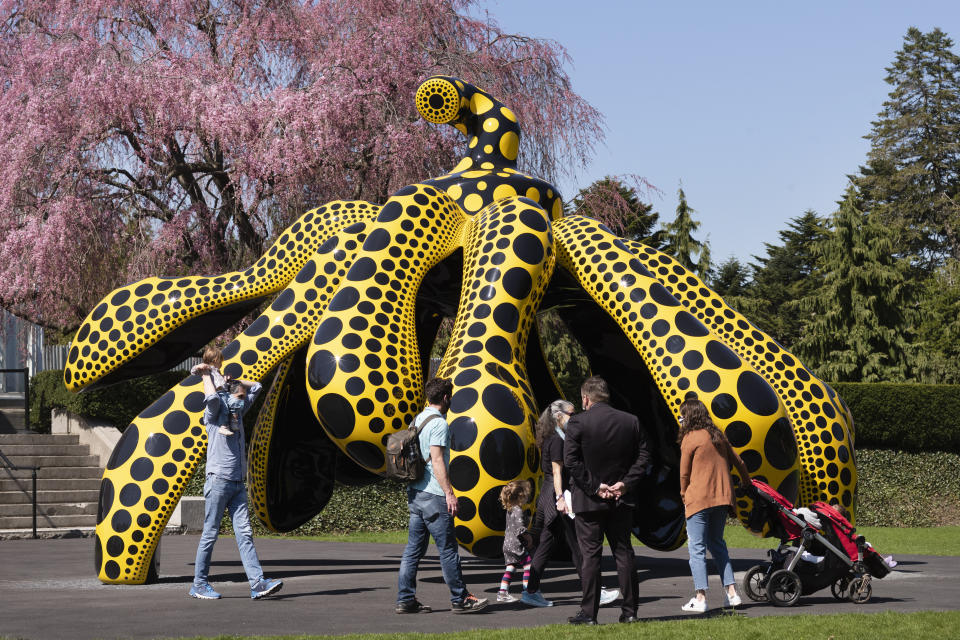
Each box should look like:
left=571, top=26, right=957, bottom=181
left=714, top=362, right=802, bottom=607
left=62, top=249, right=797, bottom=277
left=385, top=415, right=441, bottom=482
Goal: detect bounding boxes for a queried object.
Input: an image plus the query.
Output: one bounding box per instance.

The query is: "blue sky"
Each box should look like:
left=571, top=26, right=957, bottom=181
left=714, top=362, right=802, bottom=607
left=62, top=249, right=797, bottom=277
left=481, top=1, right=959, bottom=266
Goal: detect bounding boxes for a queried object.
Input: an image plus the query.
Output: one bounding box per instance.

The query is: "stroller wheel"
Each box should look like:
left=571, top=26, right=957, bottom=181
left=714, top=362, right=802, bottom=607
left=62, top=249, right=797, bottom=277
left=743, top=564, right=769, bottom=602
left=766, top=569, right=802, bottom=607
left=848, top=575, right=872, bottom=604
left=831, top=576, right=849, bottom=601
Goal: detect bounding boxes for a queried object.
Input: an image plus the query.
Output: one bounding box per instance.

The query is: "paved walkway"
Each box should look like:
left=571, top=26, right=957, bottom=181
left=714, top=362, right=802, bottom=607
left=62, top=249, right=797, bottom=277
left=1, top=535, right=958, bottom=640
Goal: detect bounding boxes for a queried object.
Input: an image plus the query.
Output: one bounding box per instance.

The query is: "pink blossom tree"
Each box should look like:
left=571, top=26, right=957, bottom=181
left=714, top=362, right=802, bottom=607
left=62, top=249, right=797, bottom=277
left=0, top=0, right=603, bottom=332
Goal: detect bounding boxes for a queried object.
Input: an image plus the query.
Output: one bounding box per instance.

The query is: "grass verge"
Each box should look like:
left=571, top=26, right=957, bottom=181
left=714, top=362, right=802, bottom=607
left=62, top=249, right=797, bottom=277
left=166, top=610, right=960, bottom=640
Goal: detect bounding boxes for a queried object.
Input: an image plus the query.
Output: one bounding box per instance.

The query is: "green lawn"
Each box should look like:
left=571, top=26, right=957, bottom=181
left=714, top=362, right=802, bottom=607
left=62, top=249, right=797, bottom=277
left=272, top=525, right=960, bottom=557
left=167, top=611, right=960, bottom=640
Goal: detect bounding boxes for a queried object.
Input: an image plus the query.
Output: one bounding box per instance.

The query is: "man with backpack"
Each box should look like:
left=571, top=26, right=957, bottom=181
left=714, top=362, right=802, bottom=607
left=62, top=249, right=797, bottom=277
left=395, top=377, right=488, bottom=614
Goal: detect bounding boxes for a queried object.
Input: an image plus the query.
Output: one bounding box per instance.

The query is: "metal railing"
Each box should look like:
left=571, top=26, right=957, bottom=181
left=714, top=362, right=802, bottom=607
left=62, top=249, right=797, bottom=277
left=0, top=448, right=38, bottom=539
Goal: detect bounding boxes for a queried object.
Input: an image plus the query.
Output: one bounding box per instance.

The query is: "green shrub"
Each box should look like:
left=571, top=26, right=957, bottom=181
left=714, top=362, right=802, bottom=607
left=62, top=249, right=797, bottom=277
left=220, top=479, right=409, bottom=536
left=832, top=382, right=960, bottom=452
left=30, top=369, right=189, bottom=433
left=855, top=449, right=960, bottom=527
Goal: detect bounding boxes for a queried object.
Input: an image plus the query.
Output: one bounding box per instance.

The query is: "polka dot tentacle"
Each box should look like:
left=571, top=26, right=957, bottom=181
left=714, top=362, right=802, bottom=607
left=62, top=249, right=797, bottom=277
left=93, top=206, right=377, bottom=584
left=553, top=216, right=802, bottom=523
left=435, top=196, right=554, bottom=557
left=65, top=202, right=377, bottom=392
left=305, top=184, right=465, bottom=473
left=623, top=240, right=858, bottom=514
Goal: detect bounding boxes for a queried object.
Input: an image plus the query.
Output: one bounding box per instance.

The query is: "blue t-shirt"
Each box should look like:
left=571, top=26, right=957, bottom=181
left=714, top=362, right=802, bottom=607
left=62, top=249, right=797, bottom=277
left=408, top=406, right=449, bottom=497
left=204, top=382, right=262, bottom=481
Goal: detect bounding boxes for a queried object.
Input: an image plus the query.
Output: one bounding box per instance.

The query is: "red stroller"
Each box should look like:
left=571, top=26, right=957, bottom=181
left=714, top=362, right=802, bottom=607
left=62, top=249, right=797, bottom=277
left=742, top=479, right=890, bottom=606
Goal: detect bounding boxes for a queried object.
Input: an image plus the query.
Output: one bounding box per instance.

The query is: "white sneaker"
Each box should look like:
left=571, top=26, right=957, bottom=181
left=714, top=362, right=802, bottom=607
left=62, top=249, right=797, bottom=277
left=723, top=592, right=742, bottom=607
left=682, top=597, right=707, bottom=613
left=599, top=588, right=620, bottom=606
left=497, top=591, right=518, bottom=602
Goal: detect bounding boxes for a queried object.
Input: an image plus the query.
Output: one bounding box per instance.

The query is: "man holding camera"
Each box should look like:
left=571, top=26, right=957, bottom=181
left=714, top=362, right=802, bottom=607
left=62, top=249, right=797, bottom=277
left=189, top=353, right=283, bottom=601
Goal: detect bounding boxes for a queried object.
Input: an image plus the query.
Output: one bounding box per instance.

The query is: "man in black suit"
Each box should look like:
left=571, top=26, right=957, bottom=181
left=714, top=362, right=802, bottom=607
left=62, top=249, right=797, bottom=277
left=563, top=376, right=651, bottom=625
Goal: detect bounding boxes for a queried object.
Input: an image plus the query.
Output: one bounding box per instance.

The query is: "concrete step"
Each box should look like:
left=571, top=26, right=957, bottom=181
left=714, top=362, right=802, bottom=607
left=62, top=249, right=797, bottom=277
left=0, top=454, right=100, bottom=468
left=2, top=466, right=103, bottom=480
left=0, top=477, right=101, bottom=492
left=0, top=393, right=26, bottom=409
left=0, top=513, right=97, bottom=529
left=0, top=501, right=98, bottom=516
left=0, top=443, right=91, bottom=457
left=0, top=489, right=100, bottom=505
left=0, top=434, right=80, bottom=446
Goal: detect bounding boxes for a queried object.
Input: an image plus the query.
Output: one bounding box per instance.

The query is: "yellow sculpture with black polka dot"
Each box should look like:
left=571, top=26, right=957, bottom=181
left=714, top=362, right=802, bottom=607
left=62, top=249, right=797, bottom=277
left=69, top=75, right=861, bottom=584
left=88, top=204, right=377, bottom=584
left=553, top=216, right=798, bottom=524
left=65, top=202, right=377, bottom=393
left=418, top=76, right=565, bottom=221
left=624, top=241, right=857, bottom=517
left=304, top=185, right=465, bottom=472
left=434, top=196, right=555, bottom=556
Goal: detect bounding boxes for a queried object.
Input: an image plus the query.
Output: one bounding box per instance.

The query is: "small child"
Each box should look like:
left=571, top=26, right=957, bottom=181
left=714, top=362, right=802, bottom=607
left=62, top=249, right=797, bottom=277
left=191, top=347, right=236, bottom=437
left=498, top=480, right=533, bottom=603
left=833, top=503, right=897, bottom=568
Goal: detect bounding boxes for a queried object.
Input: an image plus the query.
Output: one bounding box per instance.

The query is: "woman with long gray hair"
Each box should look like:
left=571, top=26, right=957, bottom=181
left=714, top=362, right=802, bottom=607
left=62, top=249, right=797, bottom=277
left=519, top=399, right=578, bottom=607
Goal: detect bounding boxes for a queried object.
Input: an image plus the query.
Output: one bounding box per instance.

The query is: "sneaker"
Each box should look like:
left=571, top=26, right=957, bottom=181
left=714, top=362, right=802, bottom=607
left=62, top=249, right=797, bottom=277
left=250, top=577, right=283, bottom=600
left=189, top=583, right=221, bottom=600
left=451, top=594, right=488, bottom=613
left=723, top=592, right=742, bottom=607
left=681, top=597, right=707, bottom=613
left=497, top=590, right=518, bottom=603
left=520, top=590, right=553, bottom=607
left=568, top=610, right=598, bottom=625
left=396, top=599, right=432, bottom=614
left=600, top=587, right=620, bottom=606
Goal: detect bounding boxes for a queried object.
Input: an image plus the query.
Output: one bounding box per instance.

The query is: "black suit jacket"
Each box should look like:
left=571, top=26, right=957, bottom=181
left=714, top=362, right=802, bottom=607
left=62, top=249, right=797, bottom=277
left=563, top=401, right=651, bottom=514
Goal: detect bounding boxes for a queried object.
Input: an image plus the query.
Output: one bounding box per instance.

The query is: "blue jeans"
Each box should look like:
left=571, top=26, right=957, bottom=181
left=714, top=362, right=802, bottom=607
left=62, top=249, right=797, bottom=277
left=397, top=488, right=468, bottom=604
left=686, top=505, right=735, bottom=591
left=194, top=474, right=264, bottom=587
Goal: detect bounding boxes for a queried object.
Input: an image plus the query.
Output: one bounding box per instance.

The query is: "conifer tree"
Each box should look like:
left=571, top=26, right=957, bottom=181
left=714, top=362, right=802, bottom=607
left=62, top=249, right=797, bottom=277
left=854, top=27, right=960, bottom=268
left=794, top=188, right=916, bottom=382
left=749, top=210, right=829, bottom=348
left=662, top=187, right=710, bottom=278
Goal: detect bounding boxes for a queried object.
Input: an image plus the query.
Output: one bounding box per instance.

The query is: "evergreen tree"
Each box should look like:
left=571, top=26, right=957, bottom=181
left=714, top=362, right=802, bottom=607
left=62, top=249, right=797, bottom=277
left=914, top=259, right=960, bottom=383
left=568, top=176, right=664, bottom=248
left=711, top=257, right=751, bottom=298
left=854, top=27, right=960, bottom=269
left=662, top=187, right=710, bottom=278
left=749, top=210, right=829, bottom=348
left=794, top=188, right=917, bottom=382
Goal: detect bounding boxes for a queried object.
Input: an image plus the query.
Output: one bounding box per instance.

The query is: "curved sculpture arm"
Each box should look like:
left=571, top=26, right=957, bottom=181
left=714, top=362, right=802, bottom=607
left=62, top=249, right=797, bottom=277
left=416, top=76, right=521, bottom=171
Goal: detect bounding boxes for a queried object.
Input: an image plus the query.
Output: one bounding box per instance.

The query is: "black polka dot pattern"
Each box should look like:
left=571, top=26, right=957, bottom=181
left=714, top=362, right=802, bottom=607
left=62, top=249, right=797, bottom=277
left=89, top=201, right=379, bottom=583
left=305, top=185, right=463, bottom=474
left=65, top=201, right=379, bottom=392
left=623, top=237, right=858, bottom=516
left=553, top=215, right=800, bottom=526
left=433, top=195, right=552, bottom=555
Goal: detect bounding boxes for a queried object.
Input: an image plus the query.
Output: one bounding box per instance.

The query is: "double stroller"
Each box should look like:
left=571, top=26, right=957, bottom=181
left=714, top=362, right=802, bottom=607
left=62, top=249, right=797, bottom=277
left=742, top=479, right=890, bottom=606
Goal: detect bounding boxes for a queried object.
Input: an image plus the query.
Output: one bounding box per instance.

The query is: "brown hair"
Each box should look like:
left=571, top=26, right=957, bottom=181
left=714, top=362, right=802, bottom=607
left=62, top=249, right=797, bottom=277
left=424, top=377, right=453, bottom=405
left=676, top=397, right=727, bottom=454
left=535, top=399, right=574, bottom=449
left=202, top=346, right=223, bottom=369
left=499, top=479, right=532, bottom=510
left=580, top=376, right=610, bottom=403
left=832, top=502, right=852, bottom=522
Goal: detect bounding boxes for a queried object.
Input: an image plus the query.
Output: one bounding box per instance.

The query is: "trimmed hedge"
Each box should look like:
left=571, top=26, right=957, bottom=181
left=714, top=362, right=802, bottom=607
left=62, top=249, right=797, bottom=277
left=30, top=369, right=190, bottom=433
left=832, top=382, right=960, bottom=453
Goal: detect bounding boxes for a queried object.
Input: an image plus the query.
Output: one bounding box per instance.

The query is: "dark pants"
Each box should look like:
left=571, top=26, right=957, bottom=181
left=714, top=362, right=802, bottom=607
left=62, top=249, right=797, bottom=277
left=574, top=505, right=638, bottom=620
left=527, top=503, right=582, bottom=593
